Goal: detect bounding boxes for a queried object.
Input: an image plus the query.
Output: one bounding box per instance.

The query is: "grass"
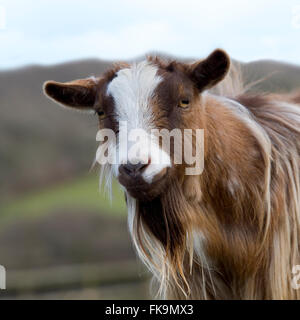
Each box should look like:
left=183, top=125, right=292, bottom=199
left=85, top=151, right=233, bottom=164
left=0, top=173, right=127, bottom=226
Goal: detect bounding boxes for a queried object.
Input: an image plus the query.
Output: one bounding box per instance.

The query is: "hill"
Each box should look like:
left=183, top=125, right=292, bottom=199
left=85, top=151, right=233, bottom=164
left=0, top=59, right=111, bottom=196
left=242, top=59, right=300, bottom=92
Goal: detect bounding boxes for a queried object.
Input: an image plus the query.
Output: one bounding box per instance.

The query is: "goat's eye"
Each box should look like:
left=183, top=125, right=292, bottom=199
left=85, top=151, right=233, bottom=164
left=96, top=109, right=106, bottom=119
left=178, top=99, right=190, bottom=108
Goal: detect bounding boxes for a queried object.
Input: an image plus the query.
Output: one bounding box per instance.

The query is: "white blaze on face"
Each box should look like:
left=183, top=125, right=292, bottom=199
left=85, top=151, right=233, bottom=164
left=106, top=60, right=171, bottom=183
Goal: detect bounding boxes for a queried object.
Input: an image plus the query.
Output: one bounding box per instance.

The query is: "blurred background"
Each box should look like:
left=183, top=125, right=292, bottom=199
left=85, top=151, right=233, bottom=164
left=0, top=0, right=300, bottom=299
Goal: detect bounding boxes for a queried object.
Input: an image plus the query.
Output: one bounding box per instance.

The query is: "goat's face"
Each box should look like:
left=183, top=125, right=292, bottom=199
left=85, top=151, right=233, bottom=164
left=44, top=50, right=230, bottom=201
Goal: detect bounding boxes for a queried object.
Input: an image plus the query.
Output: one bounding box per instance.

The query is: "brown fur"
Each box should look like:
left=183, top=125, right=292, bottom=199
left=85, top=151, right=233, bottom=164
left=130, top=62, right=300, bottom=299
left=43, top=50, right=300, bottom=299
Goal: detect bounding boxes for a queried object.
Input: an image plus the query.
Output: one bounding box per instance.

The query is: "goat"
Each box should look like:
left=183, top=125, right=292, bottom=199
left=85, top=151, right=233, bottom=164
left=43, top=49, right=300, bottom=299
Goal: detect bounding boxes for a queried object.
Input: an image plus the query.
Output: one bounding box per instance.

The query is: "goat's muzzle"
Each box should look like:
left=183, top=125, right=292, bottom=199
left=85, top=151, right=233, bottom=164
left=118, top=161, right=168, bottom=201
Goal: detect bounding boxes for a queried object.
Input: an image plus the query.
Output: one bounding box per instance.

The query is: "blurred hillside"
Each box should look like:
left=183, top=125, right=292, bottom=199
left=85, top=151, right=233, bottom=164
left=0, top=59, right=111, bottom=197
left=242, top=60, right=300, bottom=92
left=0, top=55, right=300, bottom=299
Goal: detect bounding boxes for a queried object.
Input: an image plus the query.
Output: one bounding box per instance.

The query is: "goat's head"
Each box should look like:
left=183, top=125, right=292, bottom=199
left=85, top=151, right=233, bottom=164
left=44, top=49, right=230, bottom=201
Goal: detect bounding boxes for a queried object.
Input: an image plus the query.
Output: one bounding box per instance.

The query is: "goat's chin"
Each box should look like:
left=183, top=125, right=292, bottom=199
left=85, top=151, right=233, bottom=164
left=126, top=187, right=163, bottom=202
left=119, top=169, right=168, bottom=202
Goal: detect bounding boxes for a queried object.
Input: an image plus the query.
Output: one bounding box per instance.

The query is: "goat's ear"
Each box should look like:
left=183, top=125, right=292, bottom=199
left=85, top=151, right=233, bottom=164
left=43, top=78, right=99, bottom=110
left=189, top=49, right=230, bottom=91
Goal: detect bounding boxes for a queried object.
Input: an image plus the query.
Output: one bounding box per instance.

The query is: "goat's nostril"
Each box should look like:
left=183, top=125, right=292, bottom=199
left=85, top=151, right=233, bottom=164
left=120, top=161, right=150, bottom=177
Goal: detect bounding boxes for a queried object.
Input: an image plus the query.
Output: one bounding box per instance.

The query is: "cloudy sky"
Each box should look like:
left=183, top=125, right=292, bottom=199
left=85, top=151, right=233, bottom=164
left=0, top=0, right=300, bottom=69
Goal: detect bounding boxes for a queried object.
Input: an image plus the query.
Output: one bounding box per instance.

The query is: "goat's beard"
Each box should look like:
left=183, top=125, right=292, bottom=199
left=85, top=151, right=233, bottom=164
left=136, top=178, right=187, bottom=251
left=98, top=160, right=195, bottom=297
left=128, top=177, right=195, bottom=298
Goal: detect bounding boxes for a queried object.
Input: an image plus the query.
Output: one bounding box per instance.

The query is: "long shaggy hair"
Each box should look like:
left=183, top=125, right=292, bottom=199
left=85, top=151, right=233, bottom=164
left=44, top=52, right=300, bottom=299
left=102, top=63, right=300, bottom=299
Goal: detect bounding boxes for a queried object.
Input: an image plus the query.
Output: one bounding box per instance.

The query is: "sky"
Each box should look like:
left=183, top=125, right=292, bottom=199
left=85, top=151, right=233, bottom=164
left=0, top=0, right=300, bottom=69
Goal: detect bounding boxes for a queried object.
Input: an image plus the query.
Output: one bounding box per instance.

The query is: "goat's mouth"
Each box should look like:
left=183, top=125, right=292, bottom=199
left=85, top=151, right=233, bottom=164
left=118, top=167, right=168, bottom=201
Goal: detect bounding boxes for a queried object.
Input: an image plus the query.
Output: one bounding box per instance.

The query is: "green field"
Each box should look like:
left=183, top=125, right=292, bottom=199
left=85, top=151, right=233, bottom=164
left=0, top=174, right=127, bottom=226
